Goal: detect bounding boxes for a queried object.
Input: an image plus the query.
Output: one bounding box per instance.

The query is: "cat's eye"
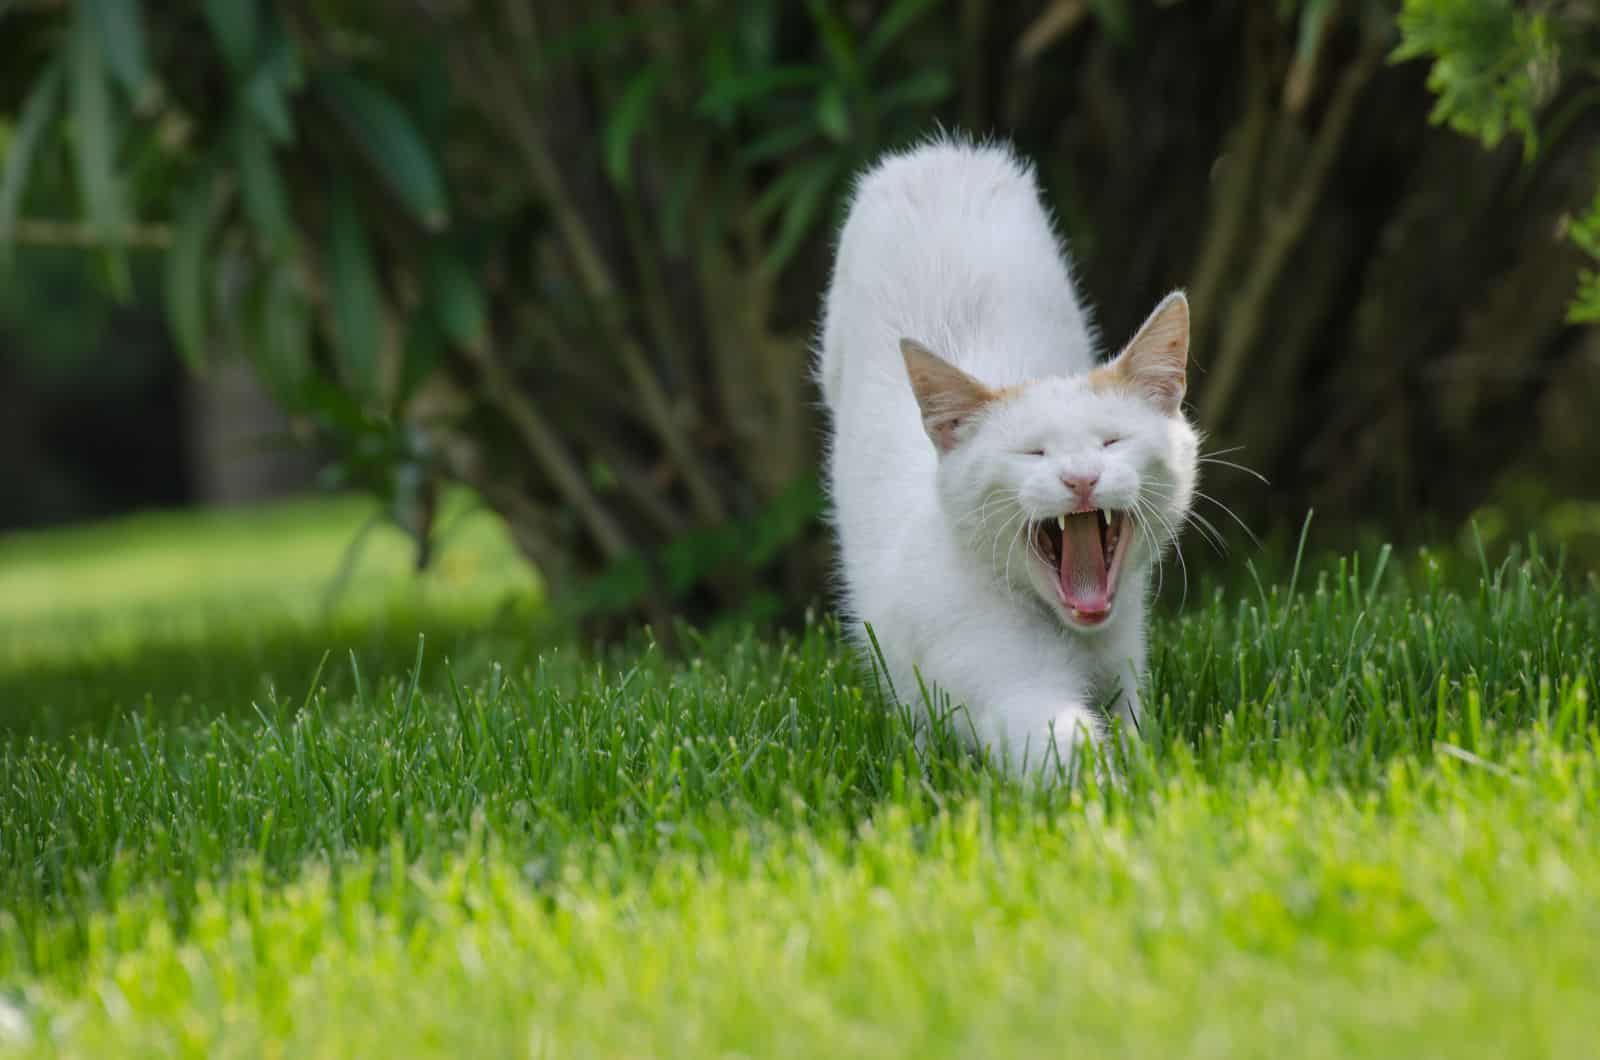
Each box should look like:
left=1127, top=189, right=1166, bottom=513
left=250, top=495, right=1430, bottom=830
left=1102, top=436, right=1124, bottom=448
left=1022, top=448, right=1046, bottom=457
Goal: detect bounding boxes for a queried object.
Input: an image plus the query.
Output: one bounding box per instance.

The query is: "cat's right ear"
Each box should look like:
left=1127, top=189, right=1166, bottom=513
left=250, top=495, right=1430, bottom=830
left=1103, top=291, right=1189, bottom=416
left=901, top=339, right=996, bottom=453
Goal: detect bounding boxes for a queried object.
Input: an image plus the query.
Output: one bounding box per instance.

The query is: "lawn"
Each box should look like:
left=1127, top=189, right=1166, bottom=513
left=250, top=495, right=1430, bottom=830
left=1, top=498, right=1598, bottom=1058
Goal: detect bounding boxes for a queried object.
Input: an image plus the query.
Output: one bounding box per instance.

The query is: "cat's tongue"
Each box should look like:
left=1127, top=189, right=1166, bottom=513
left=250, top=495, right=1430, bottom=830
left=1059, top=512, right=1110, bottom=615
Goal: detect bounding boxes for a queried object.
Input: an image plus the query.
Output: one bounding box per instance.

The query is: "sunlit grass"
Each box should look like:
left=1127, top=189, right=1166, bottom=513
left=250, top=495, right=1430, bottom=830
left=0, top=500, right=1597, bottom=1057
left=0, top=492, right=539, bottom=735
left=0, top=490, right=536, bottom=644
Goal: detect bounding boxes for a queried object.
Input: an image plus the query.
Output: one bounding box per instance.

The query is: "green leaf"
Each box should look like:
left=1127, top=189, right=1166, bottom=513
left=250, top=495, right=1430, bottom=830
left=204, top=0, right=260, bottom=72
left=808, top=1, right=859, bottom=81
left=263, top=8, right=304, bottom=89
left=1089, top=0, right=1133, bottom=45
left=762, top=156, right=839, bottom=276
left=402, top=309, right=444, bottom=401
left=604, top=66, right=664, bottom=189
left=243, top=14, right=303, bottom=143
left=661, top=139, right=709, bottom=256
left=234, top=118, right=293, bottom=254
left=863, top=0, right=938, bottom=62
left=326, top=180, right=384, bottom=402
left=735, top=121, right=818, bottom=166
left=529, top=11, right=676, bottom=75
left=816, top=83, right=850, bottom=142
left=427, top=250, right=486, bottom=350
left=319, top=73, right=450, bottom=230
left=872, top=69, right=953, bottom=114
left=88, top=0, right=154, bottom=107
left=752, top=156, right=830, bottom=227
left=1393, top=1, right=1554, bottom=161
left=69, top=7, right=127, bottom=240
left=0, top=63, right=64, bottom=267
left=256, top=263, right=313, bottom=401
left=243, top=66, right=296, bottom=145
left=1567, top=268, right=1600, bottom=324
left=746, top=472, right=823, bottom=567
left=734, top=2, right=782, bottom=68
left=415, top=49, right=452, bottom=137
left=164, top=170, right=231, bottom=371
left=697, top=66, right=825, bottom=119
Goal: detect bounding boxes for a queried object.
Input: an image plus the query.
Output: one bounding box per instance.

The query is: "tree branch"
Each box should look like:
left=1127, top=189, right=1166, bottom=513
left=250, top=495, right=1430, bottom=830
left=1199, top=45, right=1382, bottom=431
left=455, top=31, right=728, bottom=525
left=9, top=218, right=172, bottom=248
left=1015, top=0, right=1089, bottom=67
left=469, top=343, right=635, bottom=561
left=1187, top=3, right=1273, bottom=351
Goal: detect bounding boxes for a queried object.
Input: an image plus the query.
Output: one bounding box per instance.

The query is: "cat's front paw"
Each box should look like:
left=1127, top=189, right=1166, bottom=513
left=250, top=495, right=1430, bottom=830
left=1017, top=710, right=1094, bottom=784
left=1037, top=706, right=1117, bottom=787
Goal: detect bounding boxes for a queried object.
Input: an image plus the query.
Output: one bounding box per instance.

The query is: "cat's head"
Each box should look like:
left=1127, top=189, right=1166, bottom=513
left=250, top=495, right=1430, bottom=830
left=902, top=292, right=1198, bottom=633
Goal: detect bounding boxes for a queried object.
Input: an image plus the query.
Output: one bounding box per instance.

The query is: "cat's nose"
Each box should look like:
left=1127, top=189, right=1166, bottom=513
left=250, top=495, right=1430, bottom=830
left=1060, top=471, right=1100, bottom=498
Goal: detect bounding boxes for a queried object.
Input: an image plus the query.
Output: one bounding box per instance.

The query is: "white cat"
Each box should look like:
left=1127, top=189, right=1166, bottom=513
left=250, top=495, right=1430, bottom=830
left=817, top=137, right=1198, bottom=776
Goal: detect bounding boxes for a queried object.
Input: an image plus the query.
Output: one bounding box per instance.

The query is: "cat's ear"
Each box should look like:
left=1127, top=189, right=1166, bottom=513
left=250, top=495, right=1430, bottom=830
left=901, top=338, right=997, bottom=453
left=1105, top=291, right=1189, bottom=416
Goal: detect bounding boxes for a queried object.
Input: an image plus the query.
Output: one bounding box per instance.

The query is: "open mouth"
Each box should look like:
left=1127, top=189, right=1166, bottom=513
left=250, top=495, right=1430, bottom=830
left=1034, top=509, right=1131, bottom=626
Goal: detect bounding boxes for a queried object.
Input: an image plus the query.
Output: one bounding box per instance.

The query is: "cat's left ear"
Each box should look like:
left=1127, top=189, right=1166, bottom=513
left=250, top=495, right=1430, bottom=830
left=1105, top=291, right=1189, bottom=416
left=901, top=338, right=997, bottom=453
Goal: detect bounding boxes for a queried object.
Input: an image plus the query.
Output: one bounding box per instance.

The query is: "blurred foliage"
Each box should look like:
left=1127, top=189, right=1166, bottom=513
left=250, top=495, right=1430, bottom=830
left=0, top=244, right=182, bottom=527
left=1395, top=0, right=1600, bottom=320
left=2, top=0, right=1598, bottom=627
left=1394, top=0, right=1559, bottom=157
left=0, top=0, right=962, bottom=628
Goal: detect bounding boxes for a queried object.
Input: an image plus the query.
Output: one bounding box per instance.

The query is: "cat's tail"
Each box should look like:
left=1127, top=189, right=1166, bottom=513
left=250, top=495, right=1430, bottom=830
left=814, top=131, right=1038, bottom=411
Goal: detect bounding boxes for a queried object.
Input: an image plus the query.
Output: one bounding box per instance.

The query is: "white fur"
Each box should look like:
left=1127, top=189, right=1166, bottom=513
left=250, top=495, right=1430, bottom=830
left=817, top=137, right=1198, bottom=776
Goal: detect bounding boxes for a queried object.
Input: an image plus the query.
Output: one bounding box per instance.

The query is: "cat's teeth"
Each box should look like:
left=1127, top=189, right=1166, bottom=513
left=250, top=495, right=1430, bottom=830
left=1101, top=509, right=1111, bottom=527
left=1056, top=515, right=1066, bottom=532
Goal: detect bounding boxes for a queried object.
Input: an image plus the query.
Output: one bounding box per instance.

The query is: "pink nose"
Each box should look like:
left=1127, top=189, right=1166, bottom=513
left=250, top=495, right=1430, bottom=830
left=1060, top=472, right=1099, bottom=496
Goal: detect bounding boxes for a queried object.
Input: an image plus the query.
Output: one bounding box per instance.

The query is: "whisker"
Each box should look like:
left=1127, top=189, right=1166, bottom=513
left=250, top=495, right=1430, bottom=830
left=1197, top=457, right=1269, bottom=485
left=983, top=502, right=1028, bottom=581
left=990, top=508, right=1028, bottom=577
left=1134, top=502, right=1164, bottom=601
left=1128, top=494, right=1169, bottom=601
left=1133, top=489, right=1187, bottom=607
left=1183, top=510, right=1228, bottom=555
left=1192, top=489, right=1262, bottom=549
left=1135, top=477, right=1234, bottom=561
left=1002, top=508, right=1034, bottom=589
left=965, top=489, right=1025, bottom=573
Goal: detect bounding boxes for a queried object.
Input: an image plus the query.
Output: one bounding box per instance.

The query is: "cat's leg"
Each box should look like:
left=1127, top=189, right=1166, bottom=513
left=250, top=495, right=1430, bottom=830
left=1107, top=653, right=1145, bottom=737
left=1028, top=700, right=1107, bottom=780
left=898, top=618, right=1105, bottom=780
left=1094, top=610, right=1148, bottom=739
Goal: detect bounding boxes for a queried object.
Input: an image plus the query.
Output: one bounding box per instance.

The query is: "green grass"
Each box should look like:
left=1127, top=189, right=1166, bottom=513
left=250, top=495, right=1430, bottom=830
left=1, top=499, right=1598, bottom=1057
left=0, top=491, right=538, bottom=736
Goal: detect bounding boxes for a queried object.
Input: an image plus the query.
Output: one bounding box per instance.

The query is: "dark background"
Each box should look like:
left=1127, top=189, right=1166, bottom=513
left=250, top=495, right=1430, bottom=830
left=1, top=250, right=320, bottom=531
